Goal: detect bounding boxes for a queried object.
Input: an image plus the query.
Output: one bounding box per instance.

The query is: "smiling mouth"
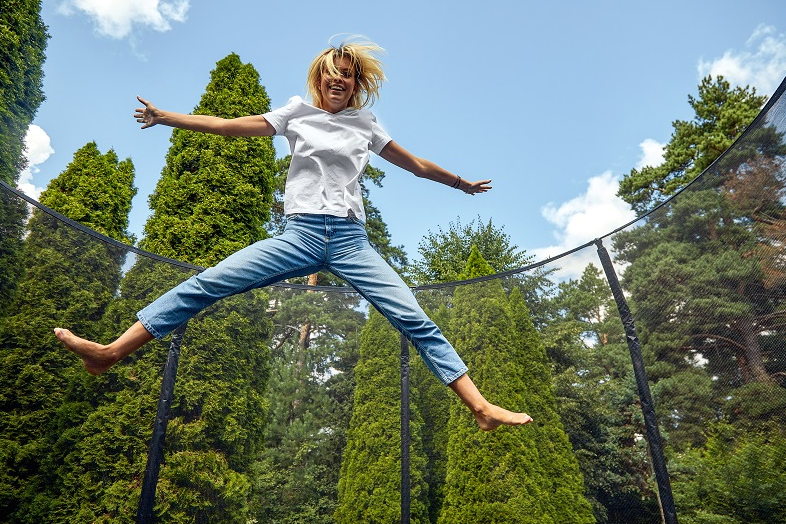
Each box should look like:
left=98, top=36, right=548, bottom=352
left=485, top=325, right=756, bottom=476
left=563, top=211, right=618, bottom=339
left=328, top=84, right=346, bottom=92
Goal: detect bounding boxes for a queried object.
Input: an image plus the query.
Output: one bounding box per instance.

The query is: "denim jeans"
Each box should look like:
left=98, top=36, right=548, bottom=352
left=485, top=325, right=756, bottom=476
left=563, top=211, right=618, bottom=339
left=137, top=213, right=468, bottom=385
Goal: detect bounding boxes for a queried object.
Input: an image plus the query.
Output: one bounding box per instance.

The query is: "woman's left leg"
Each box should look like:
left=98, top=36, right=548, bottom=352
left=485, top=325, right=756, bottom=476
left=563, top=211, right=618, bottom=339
left=327, top=217, right=533, bottom=430
left=326, top=217, right=467, bottom=386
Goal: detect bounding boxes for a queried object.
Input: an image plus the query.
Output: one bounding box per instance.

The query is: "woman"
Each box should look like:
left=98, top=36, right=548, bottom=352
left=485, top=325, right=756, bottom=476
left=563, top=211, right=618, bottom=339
left=55, top=39, right=532, bottom=431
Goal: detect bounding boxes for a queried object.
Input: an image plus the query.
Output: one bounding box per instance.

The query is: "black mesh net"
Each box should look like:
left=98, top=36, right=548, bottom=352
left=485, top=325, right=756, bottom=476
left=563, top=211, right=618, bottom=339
left=0, top=76, right=784, bottom=523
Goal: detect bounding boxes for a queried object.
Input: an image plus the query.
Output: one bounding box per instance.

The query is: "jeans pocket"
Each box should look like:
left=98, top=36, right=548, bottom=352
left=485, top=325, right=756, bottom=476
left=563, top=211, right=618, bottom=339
left=346, top=210, right=365, bottom=226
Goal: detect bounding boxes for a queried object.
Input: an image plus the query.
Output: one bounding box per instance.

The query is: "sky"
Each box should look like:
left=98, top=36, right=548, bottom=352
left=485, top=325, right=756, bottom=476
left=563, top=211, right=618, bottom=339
left=19, top=0, right=786, bottom=267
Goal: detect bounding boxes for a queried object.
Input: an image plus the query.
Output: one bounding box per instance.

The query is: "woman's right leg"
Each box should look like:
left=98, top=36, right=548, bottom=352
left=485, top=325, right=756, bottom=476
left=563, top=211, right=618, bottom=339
left=55, top=322, right=154, bottom=375
left=57, top=217, right=326, bottom=374
left=136, top=227, right=323, bottom=340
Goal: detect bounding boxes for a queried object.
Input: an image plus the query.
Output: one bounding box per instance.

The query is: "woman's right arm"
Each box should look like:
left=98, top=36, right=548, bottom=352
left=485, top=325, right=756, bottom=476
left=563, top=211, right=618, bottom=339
left=134, top=96, right=276, bottom=137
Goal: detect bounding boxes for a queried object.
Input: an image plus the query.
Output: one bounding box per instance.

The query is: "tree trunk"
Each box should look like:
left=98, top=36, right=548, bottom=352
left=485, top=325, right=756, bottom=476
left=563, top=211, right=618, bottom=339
left=738, top=316, right=776, bottom=384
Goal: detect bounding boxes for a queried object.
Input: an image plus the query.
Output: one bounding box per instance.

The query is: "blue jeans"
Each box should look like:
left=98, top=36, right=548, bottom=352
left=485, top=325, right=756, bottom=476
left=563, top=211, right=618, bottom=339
left=137, top=213, right=468, bottom=385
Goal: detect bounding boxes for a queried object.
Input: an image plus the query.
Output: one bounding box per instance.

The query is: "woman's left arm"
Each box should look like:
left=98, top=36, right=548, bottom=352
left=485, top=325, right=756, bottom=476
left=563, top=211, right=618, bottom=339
left=379, top=141, right=492, bottom=195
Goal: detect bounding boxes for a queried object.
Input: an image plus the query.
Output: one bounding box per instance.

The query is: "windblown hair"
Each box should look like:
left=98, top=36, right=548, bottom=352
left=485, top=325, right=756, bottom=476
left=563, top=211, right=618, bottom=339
left=306, top=38, right=386, bottom=110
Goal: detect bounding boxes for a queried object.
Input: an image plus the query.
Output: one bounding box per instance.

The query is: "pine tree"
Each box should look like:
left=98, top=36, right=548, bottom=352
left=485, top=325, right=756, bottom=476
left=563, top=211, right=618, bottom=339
left=0, top=143, right=135, bottom=521
left=618, top=76, right=768, bottom=215
left=335, top=309, right=430, bottom=523
left=439, top=247, right=594, bottom=523
left=0, top=0, right=48, bottom=315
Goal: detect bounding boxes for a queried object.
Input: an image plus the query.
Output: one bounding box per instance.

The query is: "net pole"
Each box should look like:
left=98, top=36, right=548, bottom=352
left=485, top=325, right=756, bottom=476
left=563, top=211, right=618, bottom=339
left=400, top=332, right=411, bottom=524
left=595, top=239, right=678, bottom=524
left=136, top=321, right=189, bottom=524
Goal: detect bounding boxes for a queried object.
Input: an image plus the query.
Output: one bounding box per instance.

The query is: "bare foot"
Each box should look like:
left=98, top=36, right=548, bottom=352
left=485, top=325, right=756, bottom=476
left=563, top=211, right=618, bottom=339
left=54, top=328, right=118, bottom=375
left=474, top=404, right=533, bottom=431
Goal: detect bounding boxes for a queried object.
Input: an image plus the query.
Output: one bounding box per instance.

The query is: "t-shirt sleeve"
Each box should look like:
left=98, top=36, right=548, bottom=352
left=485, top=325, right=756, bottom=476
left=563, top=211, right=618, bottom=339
left=262, top=96, right=300, bottom=135
left=369, top=113, right=392, bottom=155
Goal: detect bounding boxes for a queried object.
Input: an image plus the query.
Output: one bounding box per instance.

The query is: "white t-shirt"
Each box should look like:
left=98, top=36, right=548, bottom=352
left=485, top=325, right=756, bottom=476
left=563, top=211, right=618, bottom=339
left=262, top=96, right=392, bottom=222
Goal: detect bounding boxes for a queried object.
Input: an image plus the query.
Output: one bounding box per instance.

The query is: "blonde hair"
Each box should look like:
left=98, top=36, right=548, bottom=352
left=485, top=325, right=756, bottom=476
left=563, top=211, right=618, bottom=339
left=306, top=38, right=386, bottom=110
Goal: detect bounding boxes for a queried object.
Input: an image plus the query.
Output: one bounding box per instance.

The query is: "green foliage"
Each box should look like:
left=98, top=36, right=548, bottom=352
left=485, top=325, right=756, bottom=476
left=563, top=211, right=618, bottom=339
left=0, top=0, right=47, bottom=316
left=0, top=144, right=135, bottom=522
left=39, top=142, right=137, bottom=243
left=671, top=425, right=786, bottom=524
left=336, top=310, right=430, bottom=523
left=543, top=264, right=660, bottom=523
left=618, top=76, right=768, bottom=215
left=141, top=53, right=276, bottom=267
left=0, top=0, right=47, bottom=184
left=250, top=287, right=365, bottom=523
left=439, top=252, right=594, bottom=523
left=409, top=300, right=452, bottom=523
left=0, top=188, right=27, bottom=316
left=410, top=216, right=531, bottom=285
left=614, top=76, right=786, bottom=451
left=614, top=181, right=786, bottom=449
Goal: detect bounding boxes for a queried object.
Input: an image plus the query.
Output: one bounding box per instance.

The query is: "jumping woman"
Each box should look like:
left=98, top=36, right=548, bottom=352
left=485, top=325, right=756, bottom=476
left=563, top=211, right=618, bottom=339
left=55, top=38, right=533, bottom=431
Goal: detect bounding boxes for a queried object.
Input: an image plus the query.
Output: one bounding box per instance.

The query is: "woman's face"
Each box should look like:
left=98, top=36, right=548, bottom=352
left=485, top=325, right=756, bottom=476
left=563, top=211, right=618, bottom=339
left=319, top=56, right=357, bottom=113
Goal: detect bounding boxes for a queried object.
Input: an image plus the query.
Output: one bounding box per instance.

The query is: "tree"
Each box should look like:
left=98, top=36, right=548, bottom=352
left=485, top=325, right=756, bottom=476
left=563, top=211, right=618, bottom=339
left=409, top=216, right=531, bottom=285
left=670, top=424, right=786, bottom=524
left=54, top=54, right=277, bottom=523
left=439, top=247, right=593, bottom=523
left=335, top=309, right=430, bottom=524
left=613, top=75, right=786, bottom=451
left=618, top=76, right=768, bottom=215
left=141, top=52, right=276, bottom=267
left=0, top=0, right=47, bottom=183
left=0, top=0, right=48, bottom=315
left=250, top=287, right=367, bottom=524
left=0, top=143, right=135, bottom=521
left=543, top=264, right=659, bottom=523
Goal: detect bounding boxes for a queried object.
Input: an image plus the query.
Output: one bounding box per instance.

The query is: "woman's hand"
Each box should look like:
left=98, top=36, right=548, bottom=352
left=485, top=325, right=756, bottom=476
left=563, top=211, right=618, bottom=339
left=135, top=96, right=162, bottom=129
left=461, top=179, right=492, bottom=195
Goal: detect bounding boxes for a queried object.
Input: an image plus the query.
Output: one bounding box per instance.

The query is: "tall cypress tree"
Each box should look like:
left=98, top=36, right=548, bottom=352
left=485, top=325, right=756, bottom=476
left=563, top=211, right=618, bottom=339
left=335, top=309, right=430, bottom=523
left=439, top=247, right=594, bottom=523
left=57, top=53, right=279, bottom=523
left=0, top=0, right=47, bottom=184
left=0, top=0, right=48, bottom=315
left=0, top=142, right=135, bottom=522
left=140, top=52, right=275, bottom=266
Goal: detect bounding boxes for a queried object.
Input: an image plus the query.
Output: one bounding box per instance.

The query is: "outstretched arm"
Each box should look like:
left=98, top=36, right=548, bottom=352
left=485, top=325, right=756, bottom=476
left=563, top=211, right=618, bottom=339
left=134, top=96, right=275, bottom=137
left=379, top=140, right=492, bottom=195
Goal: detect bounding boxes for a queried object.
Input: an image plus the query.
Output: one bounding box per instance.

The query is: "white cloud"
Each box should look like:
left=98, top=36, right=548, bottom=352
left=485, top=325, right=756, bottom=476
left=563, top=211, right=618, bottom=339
left=18, top=125, right=53, bottom=201
left=635, top=138, right=665, bottom=170
left=58, top=0, right=190, bottom=40
left=698, top=24, right=786, bottom=94
left=533, top=171, right=636, bottom=265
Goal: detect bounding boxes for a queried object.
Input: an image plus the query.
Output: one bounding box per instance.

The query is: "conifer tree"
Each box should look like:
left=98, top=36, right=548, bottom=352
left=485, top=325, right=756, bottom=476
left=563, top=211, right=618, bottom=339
left=140, top=52, right=275, bottom=266
left=439, top=246, right=593, bottom=523
left=618, top=76, right=767, bottom=215
left=0, top=143, right=135, bottom=521
left=335, top=309, right=430, bottom=523
left=0, top=0, right=47, bottom=183
left=54, top=54, right=277, bottom=523
left=0, top=0, right=48, bottom=315
left=409, top=300, right=452, bottom=522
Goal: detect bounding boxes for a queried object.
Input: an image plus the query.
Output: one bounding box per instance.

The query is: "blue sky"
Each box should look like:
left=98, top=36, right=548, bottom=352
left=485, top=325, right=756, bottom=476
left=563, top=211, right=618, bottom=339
left=20, top=1, right=786, bottom=265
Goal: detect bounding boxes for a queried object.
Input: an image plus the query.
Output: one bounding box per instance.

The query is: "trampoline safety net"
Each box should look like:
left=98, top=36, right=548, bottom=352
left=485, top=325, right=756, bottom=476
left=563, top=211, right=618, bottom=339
left=0, top=75, right=785, bottom=524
